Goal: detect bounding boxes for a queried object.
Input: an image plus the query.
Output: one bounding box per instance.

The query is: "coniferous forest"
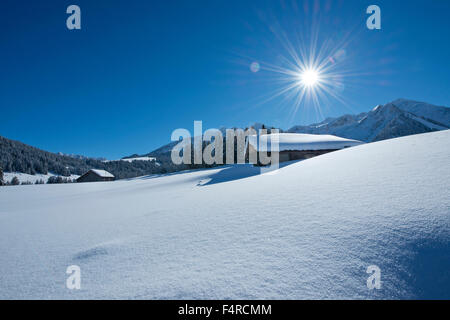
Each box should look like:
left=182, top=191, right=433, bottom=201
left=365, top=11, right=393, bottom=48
left=0, top=135, right=185, bottom=181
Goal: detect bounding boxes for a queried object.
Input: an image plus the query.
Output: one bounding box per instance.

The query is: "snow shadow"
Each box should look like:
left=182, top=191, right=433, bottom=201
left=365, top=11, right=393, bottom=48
left=402, top=237, right=450, bottom=299
left=72, top=239, right=129, bottom=262
left=199, top=161, right=299, bottom=186
left=74, top=247, right=109, bottom=261
left=129, top=167, right=216, bottom=181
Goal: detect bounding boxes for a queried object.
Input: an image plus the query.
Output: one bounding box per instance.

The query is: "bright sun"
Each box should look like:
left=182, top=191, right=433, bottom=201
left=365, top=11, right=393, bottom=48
left=300, top=69, right=320, bottom=87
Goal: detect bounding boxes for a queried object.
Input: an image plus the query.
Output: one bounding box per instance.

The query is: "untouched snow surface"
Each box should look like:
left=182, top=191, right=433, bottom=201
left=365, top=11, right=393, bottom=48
left=248, top=133, right=363, bottom=152
left=0, top=131, right=449, bottom=299
left=3, top=172, right=79, bottom=184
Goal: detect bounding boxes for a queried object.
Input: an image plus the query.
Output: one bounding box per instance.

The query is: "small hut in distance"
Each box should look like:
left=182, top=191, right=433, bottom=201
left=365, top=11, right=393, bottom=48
left=77, top=169, right=115, bottom=183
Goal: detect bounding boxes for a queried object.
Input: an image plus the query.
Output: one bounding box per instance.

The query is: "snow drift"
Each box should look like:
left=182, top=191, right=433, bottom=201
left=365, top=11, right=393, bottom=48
left=0, top=130, right=449, bottom=299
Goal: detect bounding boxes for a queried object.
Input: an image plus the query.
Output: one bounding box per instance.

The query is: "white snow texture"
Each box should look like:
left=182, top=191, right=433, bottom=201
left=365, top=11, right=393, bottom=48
left=0, top=130, right=449, bottom=299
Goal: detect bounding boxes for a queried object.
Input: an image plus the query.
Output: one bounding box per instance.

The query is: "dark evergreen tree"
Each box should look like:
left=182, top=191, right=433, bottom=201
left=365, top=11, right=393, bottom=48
left=11, top=176, right=20, bottom=185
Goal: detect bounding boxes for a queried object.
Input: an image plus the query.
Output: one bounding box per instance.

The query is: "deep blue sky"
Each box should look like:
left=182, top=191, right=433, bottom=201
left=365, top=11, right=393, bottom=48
left=1, top=0, right=450, bottom=159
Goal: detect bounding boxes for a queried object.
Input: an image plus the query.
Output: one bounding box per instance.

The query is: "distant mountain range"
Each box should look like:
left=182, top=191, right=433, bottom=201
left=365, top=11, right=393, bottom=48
left=141, top=99, right=449, bottom=158
left=1, top=99, right=449, bottom=182
left=288, top=99, right=449, bottom=142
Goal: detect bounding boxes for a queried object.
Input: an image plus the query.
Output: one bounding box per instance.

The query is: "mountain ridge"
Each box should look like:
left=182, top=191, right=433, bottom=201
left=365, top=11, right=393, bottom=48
left=1, top=98, right=449, bottom=180
left=143, top=98, right=449, bottom=157
left=288, top=98, right=449, bottom=142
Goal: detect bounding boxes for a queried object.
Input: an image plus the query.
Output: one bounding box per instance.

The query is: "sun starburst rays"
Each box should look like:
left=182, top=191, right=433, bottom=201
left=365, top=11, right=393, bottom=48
left=255, top=41, right=354, bottom=122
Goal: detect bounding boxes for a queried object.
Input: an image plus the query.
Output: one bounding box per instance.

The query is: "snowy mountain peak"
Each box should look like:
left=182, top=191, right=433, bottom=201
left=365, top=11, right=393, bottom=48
left=288, top=98, right=449, bottom=142
left=372, top=104, right=382, bottom=112
left=136, top=99, right=449, bottom=158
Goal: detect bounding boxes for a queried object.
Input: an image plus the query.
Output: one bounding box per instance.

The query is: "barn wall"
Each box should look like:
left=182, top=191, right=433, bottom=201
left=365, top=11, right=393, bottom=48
left=77, top=172, right=114, bottom=183
left=246, top=143, right=344, bottom=165
left=254, top=149, right=341, bottom=165
left=283, top=149, right=339, bottom=161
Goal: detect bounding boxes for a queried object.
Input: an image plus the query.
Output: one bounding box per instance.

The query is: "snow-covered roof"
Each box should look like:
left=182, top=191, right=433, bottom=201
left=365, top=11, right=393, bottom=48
left=248, top=133, right=364, bottom=152
left=90, top=169, right=114, bottom=178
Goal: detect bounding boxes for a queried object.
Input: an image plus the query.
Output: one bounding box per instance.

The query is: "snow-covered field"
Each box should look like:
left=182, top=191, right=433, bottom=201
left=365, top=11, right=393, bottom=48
left=0, top=131, right=449, bottom=299
left=3, top=172, right=79, bottom=184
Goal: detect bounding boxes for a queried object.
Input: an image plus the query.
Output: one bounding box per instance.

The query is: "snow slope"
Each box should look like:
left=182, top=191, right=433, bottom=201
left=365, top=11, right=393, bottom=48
left=391, top=98, right=450, bottom=126
left=3, top=172, right=79, bottom=184
left=0, top=131, right=449, bottom=299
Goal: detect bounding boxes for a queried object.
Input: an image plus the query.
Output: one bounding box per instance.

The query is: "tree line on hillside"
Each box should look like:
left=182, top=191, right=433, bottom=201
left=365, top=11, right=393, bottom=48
left=0, top=125, right=279, bottom=186
left=0, top=166, right=4, bottom=186
left=0, top=136, right=186, bottom=180
left=0, top=166, right=77, bottom=186
left=147, top=125, right=280, bottom=168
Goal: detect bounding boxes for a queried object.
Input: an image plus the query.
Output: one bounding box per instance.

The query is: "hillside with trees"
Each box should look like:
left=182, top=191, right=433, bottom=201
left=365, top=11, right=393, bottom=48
left=0, top=136, right=185, bottom=180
